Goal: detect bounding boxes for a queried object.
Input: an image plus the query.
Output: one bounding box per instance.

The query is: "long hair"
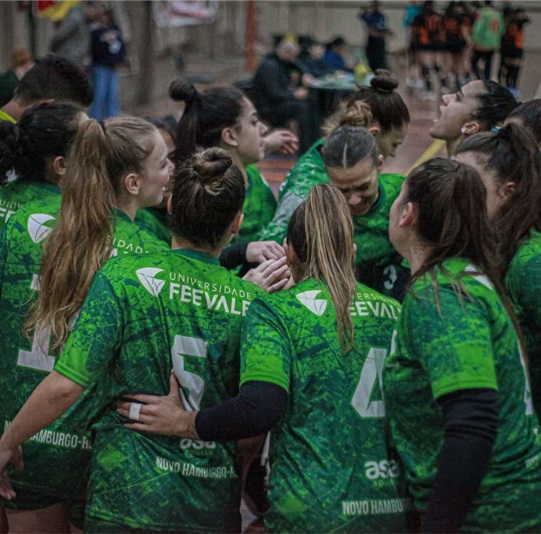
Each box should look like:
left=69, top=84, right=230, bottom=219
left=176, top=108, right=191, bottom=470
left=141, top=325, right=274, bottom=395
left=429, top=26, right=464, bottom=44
left=170, top=147, right=246, bottom=248
left=456, top=122, right=541, bottom=269
left=0, top=101, right=82, bottom=184
left=30, top=117, right=158, bottom=348
left=287, top=184, right=357, bottom=352
left=405, top=158, right=525, bottom=356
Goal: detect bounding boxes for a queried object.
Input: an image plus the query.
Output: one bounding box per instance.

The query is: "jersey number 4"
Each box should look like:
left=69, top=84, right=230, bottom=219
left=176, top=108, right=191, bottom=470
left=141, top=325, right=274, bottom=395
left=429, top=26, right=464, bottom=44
left=171, top=335, right=208, bottom=411
left=351, top=347, right=388, bottom=418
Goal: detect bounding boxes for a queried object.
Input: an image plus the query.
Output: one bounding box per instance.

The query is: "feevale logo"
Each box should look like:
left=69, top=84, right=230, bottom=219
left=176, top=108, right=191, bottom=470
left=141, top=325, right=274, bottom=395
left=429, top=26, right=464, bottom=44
left=27, top=214, right=56, bottom=244
left=136, top=267, right=166, bottom=297
left=296, top=290, right=328, bottom=316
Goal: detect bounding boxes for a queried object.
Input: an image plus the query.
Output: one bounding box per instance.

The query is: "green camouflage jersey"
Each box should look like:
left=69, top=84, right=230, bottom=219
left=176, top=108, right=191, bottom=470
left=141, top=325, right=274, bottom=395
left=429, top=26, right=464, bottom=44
left=0, top=199, right=165, bottom=506
left=233, top=164, right=276, bottom=245
left=384, top=258, right=541, bottom=532
left=506, top=229, right=541, bottom=417
left=0, top=181, right=60, bottom=230
left=55, top=249, right=263, bottom=532
left=258, top=139, right=328, bottom=245
left=241, top=278, right=410, bottom=533
left=258, top=140, right=406, bottom=297
left=135, top=207, right=172, bottom=246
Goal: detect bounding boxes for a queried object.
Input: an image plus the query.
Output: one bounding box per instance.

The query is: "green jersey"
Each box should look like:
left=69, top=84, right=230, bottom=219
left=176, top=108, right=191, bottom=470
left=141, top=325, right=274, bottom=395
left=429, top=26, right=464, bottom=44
left=0, top=181, right=60, bottom=231
left=233, top=165, right=276, bottom=244
left=241, top=278, right=410, bottom=533
left=0, top=199, right=165, bottom=504
left=259, top=139, right=328, bottom=245
left=259, top=140, right=406, bottom=297
left=506, top=229, right=541, bottom=417
left=384, top=258, right=541, bottom=532
left=55, top=250, right=263, bottom=531
left=135, top=207, right=172, bottom=246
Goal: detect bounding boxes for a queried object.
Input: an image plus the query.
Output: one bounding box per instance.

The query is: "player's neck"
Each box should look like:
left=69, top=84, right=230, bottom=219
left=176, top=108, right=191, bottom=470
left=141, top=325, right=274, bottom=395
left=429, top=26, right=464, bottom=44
left=171, top=236, right=222, bottom=258
left=446, top=136, right=463, bottom=157
left=404, top=244, right=430, bottom=276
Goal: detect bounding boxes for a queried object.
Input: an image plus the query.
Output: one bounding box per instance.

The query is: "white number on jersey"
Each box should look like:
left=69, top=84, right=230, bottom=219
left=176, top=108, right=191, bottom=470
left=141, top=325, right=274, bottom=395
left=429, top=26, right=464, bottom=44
left=17, top=274, right=55, bottom=373
left=171, top=335, right=207, bottom=411
left=351, top=346, right=389, bottom=418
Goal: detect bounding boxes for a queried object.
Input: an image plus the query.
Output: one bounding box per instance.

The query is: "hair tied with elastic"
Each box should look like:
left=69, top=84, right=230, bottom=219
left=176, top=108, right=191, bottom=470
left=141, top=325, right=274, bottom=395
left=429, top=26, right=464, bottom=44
left=169, top=79, right=200, bottom=105
left=370, top=69, right=399, bottom=94
left=98, top=120, right=106, bottom=133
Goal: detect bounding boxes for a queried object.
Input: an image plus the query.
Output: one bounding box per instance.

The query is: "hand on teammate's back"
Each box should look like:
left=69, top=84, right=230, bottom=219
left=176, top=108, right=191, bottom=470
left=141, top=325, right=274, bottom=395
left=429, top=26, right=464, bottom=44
left=0, top=443, right=23, bottom=500
left=246, top=241, right=285, bottom=263
left=243, top=256, right=291, bottom=293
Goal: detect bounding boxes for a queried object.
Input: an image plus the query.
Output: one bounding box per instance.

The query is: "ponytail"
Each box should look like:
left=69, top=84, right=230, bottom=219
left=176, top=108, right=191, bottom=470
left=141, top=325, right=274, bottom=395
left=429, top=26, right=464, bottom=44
left=170, top=80, right=245, bottom=161
left=287, top=184, right=356, bottom=352
left=456, top=122, right=541, bottom=267
left=30, top=117, right=157, bottom=348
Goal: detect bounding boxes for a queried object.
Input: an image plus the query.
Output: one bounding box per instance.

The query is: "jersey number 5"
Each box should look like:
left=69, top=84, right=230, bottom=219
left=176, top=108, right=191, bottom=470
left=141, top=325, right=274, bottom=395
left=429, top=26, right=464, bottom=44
left=171, top=335, right=207, bottom=411
left=351, top=347, right=388, bottom=418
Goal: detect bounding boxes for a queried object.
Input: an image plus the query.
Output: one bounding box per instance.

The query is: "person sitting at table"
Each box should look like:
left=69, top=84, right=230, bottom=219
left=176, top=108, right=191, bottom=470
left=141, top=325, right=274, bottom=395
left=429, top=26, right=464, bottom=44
left=297, top=37, right=330, bottom=79
left=323, top=36, right=354, bottom=73
left=254, top=38, right=321, bottom=154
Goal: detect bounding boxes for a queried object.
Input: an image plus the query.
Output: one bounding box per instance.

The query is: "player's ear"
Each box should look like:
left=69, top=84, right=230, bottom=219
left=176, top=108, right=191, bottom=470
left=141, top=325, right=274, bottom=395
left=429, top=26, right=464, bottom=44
left=230, top=211, right=244, bottom=235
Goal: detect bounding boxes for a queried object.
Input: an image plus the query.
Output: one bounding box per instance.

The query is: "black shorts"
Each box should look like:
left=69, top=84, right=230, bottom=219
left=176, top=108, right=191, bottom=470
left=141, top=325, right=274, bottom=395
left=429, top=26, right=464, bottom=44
left=1, top=488, right=85, bottom=529
left=446, top=41, right=466, bottom=54
left=501, top=48, right=523, bottom=60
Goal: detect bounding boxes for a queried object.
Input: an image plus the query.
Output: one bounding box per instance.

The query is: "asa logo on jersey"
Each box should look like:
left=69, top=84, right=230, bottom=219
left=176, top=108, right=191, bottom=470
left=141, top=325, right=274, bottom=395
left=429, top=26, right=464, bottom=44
left=296, top=290, right=328, bottom=316
left=27, top=214, right=56, bottom=244
left=136, top=267, right=166, bottom=297
left=365, top=459, right=400, bottom=481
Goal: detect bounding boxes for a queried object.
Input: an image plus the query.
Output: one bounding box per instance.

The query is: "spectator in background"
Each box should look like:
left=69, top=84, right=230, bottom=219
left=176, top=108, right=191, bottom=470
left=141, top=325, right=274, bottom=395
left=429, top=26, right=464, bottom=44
left=359, top=1, right=391, bottom=71
left=50, top=2, right=94, bottom=67
left=470, top=0, right=504, bottom=81
left=0, top=50, right=34, bottom=108
left=323, top=37, right=353, bottom=73
left=89, top=3, right=126, bottom=120
left=499, top=5, right=530, bottom=97
left=0, top=55, right=93, bottom=124
left=297, top=37, right=329, bottom=78
left=254, top=38, right=320, bottom=154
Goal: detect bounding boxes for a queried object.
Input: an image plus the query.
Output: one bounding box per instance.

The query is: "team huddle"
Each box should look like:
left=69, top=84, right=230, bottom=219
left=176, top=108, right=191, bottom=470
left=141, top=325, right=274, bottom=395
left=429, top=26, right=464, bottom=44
left=1, top=54, right=541, bottom=533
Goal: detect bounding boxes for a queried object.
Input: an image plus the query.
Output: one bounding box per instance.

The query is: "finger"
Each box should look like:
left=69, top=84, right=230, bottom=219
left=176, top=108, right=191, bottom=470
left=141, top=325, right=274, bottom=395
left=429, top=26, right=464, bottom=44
left=117, top=406, right=130, bottom=419
left=121, top=394, right=158, bottom=404
left=270, top=243, right=285, bottom=255
left=261, top=256, right=287, bottom=276
left=267, top=264, right=289, bottom=282
left=0, top=474, right=15, bottom=500
left=254, top=259, right=274, bottom=273
left=268, top=277, right=289, bottom=293
left=168, top=373, right=183, bottom=405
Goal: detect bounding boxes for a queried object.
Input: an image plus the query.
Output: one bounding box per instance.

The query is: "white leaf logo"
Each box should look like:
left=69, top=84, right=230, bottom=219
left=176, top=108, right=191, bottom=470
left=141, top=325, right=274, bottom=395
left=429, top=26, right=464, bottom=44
left=136, top=268, right=165, bottom=297
left=296, top=290, right=328, bottom=316
left=27, top=214, right=56, bottom=244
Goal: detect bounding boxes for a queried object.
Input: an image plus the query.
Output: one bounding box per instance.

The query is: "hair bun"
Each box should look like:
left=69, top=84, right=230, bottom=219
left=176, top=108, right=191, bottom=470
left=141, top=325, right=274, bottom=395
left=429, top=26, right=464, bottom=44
left=370, top=70, right=399, bottom=94
left=169, top=79, right=199, bottom=104
left=340, top=101, right=373, bottom=128
left=192, top=147, right=233, bottom=192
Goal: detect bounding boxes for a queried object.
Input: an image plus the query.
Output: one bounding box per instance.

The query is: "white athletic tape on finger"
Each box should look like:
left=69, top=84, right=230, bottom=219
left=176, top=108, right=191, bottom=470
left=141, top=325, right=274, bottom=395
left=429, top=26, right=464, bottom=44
left=128, top=402, right=143, bottom=422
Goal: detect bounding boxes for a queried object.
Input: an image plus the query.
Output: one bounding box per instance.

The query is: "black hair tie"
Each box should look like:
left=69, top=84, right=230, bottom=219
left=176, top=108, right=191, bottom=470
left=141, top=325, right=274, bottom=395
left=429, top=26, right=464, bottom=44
left=98, top=120, right=106, bottom=133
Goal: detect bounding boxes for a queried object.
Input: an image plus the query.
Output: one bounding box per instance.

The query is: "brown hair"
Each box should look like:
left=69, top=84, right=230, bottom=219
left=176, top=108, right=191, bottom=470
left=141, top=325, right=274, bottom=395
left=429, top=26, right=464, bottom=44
left=30, top=117, right=158, bottom=348
left=322, top=100, right=373, bottom=136
left=170, top=147, right=245, bottom=248
left=456, top=123, right=541, bottom=269
left=347, top=70, right=410, bottom=133
left=287, top=184, right=356, bottom=352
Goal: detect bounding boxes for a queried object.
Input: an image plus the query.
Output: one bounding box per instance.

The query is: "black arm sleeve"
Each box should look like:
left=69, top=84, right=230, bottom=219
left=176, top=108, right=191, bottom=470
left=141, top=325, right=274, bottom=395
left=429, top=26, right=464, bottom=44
left=421, top=388, right=499, bottom=533
left=219, top=242, right=249, bottom=270
left=195, top=380, right=288, bottom=442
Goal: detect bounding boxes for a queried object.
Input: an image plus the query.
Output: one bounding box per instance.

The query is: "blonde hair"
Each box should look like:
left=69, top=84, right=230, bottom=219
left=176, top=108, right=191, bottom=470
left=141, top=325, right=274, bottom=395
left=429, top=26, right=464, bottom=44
left=322, top=100, right=373, bottom=136
left=287, top=184, right=357, bottom=352
left=29, top=117, right=158, bottom=348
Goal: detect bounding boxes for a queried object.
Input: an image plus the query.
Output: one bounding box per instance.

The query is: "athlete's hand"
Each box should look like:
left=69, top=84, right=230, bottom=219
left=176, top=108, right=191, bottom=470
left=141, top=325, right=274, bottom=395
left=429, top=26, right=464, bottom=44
left=243, top=256, right=291, bottom=293
left=246, top=241, right=285, bottom=264
left=263, top=130, right=299, bottom=155
left=0, top=444, right=23, bottom=500
left=117, top=374, right=200, bottom=439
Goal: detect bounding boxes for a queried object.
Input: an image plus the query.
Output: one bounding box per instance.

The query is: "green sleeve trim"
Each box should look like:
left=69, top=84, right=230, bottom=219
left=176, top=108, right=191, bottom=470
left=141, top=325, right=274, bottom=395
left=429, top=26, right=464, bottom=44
left=240, top=371, right=289, bottom=392
left=54, top=358, right=93, bottom=388
left=432, top=378, right=498, bottom=400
